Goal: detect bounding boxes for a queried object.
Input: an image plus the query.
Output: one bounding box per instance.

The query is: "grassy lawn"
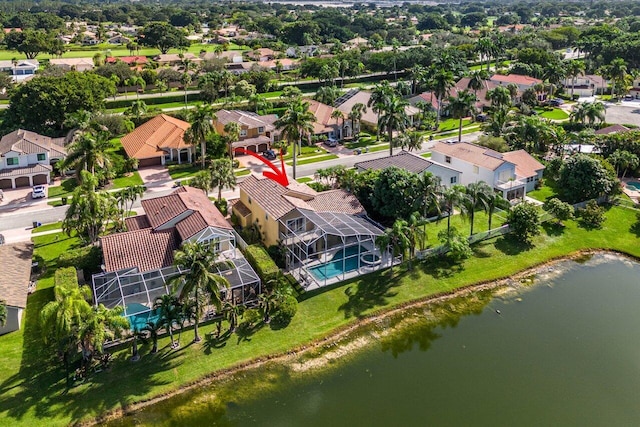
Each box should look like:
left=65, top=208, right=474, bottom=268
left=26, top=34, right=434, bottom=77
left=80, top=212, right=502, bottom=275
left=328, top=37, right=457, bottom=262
left=527, top=182, right=560, bottom=203
left=287, top=154, right=339, bottom=166
left=167, top=164, right=205, bottom=180
left=31, top=222, right=63, bottom=234
left=282, top=144, right=327, bottom=160
left=235, top=169, right=251, bottom=177
left=110, top=172, right=144, bottom=189
left=435, top=126, right=482, bottom=139
left=534, top=108, right=569, bottom=120
left=47, top=179, right=77, bottom=199
left=437, top=118, right=471, bottom=132
left=0, top=206, right=638, bottom=426
left=421, top=152, right=432, bottom=158
left=296, top=177, right=313, bottom=183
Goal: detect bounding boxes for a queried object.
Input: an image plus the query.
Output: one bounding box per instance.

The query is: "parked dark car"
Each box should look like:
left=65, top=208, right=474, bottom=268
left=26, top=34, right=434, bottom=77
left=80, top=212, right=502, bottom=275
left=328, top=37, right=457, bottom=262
left=549, top=98, right=564, bottom=107
left=476, top=113, right=488, bottom=122
left=323, top=138, right=338, bottom=147
left=262, top=149, right=277, bottom=160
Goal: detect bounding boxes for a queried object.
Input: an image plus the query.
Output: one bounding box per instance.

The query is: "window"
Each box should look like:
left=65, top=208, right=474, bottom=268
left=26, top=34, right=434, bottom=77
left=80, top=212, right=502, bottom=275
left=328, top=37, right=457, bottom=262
left=450, top=176, right=457, bottom=184
left=445, top=156, right=451, bottom=164
left=240, top=129, right=247, bottom=137
left=473, top=165, right=479, bottom=174
left=6, top=157, right=18, bottom=166
left=248, top=197, right=252, bottom=205
left=286, top=217, right=305, bottom=233
left=37, top=153, right=46, bottom=161
left=258, top=126, right=264, bottom=133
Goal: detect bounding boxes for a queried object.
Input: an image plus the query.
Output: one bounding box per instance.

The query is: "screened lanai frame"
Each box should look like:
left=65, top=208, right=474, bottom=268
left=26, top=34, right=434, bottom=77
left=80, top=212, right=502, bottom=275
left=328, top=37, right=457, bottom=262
left=280, top=209, right=386, bottom=289
left=91, top=257, right=261, bottom=317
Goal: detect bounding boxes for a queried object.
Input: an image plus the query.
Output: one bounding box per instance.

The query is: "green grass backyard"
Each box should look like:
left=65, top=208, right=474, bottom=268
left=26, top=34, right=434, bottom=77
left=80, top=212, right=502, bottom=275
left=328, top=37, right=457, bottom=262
left=48, top=173, right=143, bottom=199
left=1, top=205, right=639, bottom=426
left=534, top=108, right=569, bottom=120
left=282, top=143, right=328, bottom=160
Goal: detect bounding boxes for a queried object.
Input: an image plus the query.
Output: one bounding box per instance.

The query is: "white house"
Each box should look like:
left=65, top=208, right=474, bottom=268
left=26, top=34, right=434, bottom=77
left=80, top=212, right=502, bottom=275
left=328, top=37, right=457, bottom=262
left=0, top=59, right=38, bottom=82
left=0, top=129, right=66, bottom=189
left=562, top=74, right=607, bottom=97
left=354, top=151, right=462, bottom=187
left=430, top=141, right=544, bottom=199
left=0, top=242, right=33, bottom=334
left=107, top=35, right=131, bottom=45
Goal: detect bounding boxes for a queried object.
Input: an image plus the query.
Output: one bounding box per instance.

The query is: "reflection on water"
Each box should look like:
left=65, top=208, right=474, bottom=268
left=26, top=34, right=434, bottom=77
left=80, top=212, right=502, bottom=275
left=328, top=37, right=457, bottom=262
left=108, top=255, right=640, bottom=427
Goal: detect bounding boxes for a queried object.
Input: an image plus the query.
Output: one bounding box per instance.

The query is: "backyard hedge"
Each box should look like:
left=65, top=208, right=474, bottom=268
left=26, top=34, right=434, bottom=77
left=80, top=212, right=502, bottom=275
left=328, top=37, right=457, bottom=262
left=54, top=267, right=79, bottom=290
left=244, top=245, right=279, bottom=284
left=58, top=246, right=102, bottom=275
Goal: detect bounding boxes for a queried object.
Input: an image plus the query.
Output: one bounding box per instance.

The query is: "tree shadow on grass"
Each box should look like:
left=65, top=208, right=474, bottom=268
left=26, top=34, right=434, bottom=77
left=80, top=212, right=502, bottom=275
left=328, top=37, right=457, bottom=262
left=418, top=256, right=465, bottom=280
left=203, top=329, right=232, bottom=353
left=542, top=222, right=566, bottom=237
left=338, top=270, right=399, bottom=319
left=630, top=221, right=640, bottom=237
left=471, top=241, right=492, bottom=258
left=236, top=322, right=264, bottom=345
left=494, top=235, right=534, bottom=256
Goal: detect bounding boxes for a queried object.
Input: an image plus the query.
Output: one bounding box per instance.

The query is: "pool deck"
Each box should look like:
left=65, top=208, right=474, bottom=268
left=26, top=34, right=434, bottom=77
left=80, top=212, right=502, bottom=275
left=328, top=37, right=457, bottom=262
left=622, top=179, right=640, bottom=201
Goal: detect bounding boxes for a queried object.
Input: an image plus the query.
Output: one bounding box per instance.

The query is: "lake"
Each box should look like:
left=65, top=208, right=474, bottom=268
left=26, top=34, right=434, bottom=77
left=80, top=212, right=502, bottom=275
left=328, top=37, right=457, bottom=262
left=109, top=254, right=640, bottom=426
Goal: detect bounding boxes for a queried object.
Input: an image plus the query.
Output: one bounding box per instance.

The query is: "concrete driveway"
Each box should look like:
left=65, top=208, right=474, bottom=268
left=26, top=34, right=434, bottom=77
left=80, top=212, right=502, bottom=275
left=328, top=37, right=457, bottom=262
left=602, top=102, right=640, bottom=127
left=137, top=166, right=175, bottom=193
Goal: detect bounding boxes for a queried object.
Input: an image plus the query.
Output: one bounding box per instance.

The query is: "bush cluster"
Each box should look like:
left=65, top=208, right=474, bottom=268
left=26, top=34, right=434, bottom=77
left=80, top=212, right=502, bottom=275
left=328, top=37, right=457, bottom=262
left=58, top=246, right=102, bottom=276
left=244, top=245, right=280, bottom=283
left=54, top=266, right=79, bottom=289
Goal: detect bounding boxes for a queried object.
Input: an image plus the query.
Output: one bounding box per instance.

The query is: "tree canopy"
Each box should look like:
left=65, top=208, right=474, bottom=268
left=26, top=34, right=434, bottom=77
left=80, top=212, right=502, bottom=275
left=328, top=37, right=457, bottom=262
left=139, top=22, right=189, bottom=54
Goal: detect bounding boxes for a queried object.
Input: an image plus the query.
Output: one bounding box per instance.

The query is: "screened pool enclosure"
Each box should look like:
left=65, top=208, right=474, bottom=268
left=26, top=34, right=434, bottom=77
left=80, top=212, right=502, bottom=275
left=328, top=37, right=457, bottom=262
left=280, top=209, right=393, bottom=289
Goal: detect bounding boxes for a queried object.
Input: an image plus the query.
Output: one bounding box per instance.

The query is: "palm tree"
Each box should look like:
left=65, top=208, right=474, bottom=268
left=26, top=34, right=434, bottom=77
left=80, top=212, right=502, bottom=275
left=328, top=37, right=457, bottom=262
left=610, top=150, right=640, bottom=178
left=331, top=109, right=344, bottom=140
left=125, top=76, right=145, bottom=100
left=378, top=95, right=409, bottom=156
left=223, top=121, right=241, bottom=159
left=464, top=181, right=493, bottom=236
left=485, top=191, right=508, bottom=231
left=467, top=70, right=487, bottom=97
left=448, top=90, right=478, bottom=143
left=315, top=85, right=339, bottom=105
left=570, top=102, right=587, bottom=125
left=405, top=212, right=426, bottom=268
left=153, top=294, right=181, bottom=349
left=605, top=58, right=628, bottom=100
left=476, top=37, right=495, bottom=71
left=79, top=304, right=128, bottom=367
left=141, top=320, right=162, bottom=354
left=116, top=184, right=145, bottom=225
left=486, top=86, right=511, bottom=108
left=181, top=72, right=192, bottom=107
left=376, top=219, right=410, bottom=276
left=210, top=158, right=236, bottom=202
left=184, top=104, right=215, bottom=168
left=582, top=101, right=606, bottom=127
left=62, top=131, right=112, bottom=178
left=565, top=60, right=585, bottom=99
left=190, top=170, right=213, bottom=195
left=222, top=299, right=243, bottom=333
left=127, top=100, right=148, bottom=120
left=275, top=99, right=316, bottom=179
left=441, top=185, right=467, bottom=233
left=398, top=131, right=423, bottom=152
left=368, top=81, right=394, bottom=140
left=0, top=301, right=6, bottom=327
left=431, top=68, right=455, bottom=125
left=170, top=241, right=230, bottom=343
left=348, top=102, right=367, bottom=136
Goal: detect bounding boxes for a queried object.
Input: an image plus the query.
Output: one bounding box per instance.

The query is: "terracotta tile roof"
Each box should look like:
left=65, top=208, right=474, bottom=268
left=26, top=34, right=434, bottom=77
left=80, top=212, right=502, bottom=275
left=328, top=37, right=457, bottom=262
left=502, top=150, right=545, bottom=178
left=230, top=199, right=251, bottom=217
left=0, top=163, right=51, bottom=178
left=124, top=215, right=151, bottom=231
left=106, top=56, right=148, bottom=64
left=240, top=175, right=366, bottom=219
left=215, top=110, right=276, bottom=132
left=432, top=141, right=507, bottom=171
left=175, top=211, right=210, bottom=240
left=0, top=242, right=33, bottom=308
left=306, top=190, right=365, bottom=215
left=490, top=74, right=542, bottom=87
left=175, top=186, right=232, bottom=230
left=452, top=77, right=499, bottom=108
left=595, top=124, right=630, bottom=135
left=0, top=129, right=67, bottom=158
left=120, top=114, right=191, bottom=160
left=307, top=100, right=336, bottom=134
left=355, top=151, right=435, bottom=174
left=101, top=228, right=178, bottom=272
left=50, top=57, right=95, bottom=68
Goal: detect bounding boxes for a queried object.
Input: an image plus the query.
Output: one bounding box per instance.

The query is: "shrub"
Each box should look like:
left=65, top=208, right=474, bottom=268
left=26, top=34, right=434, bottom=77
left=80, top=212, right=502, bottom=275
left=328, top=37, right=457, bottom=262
left=244, top=244, right=279, bottom=283
left=438, top=227, right=472, bottom=261
left=543, top=198, right=574, bottom=225
left=507, top=201, right=541, bottom=244
left=214, top=198, right=228, bottom=216
left=54, top=267, right=79, bottom=290
left=271, top=295, right=298, bottom=327
left=267, top=244, right=286, bottom=269
left=58, top=246, right=102, bottom=276
left=93, top=114, right=134, bottom=136
left=578, top=200, right=605, bottom=229
left=307, top=182, right=331, bottom=192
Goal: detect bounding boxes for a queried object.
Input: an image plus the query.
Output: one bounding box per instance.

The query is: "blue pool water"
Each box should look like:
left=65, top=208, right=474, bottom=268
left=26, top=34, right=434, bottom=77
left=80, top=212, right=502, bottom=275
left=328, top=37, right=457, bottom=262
left=125, top=303, right=162, bottom=331
left=626, top=181, right=640, bottom=191
left=309, top=245, right=368, bottom=281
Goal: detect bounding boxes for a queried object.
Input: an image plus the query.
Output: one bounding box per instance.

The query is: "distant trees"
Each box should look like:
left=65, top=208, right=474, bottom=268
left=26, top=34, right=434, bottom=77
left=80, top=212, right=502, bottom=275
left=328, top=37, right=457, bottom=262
left=139, top=22, right=189, bottom=54
left=4, top=29, right=58, bottom=59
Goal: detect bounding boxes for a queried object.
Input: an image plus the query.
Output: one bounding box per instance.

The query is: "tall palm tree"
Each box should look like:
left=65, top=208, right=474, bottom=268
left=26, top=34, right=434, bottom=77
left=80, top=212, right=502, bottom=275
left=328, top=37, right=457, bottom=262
left=275, top=99, right=316, bottom=179
left=485, top=191, right=508, bottom=231
left=378, top=95, right=409, bottom=156
left=348, top=102, right=367, bottom=136
left=180, top=72, right=192, bottom=107
left=441, top=185, right=467, bottom=233
left=190, top=170, right=213, bottom=195
left=184, top=104, right=215, bottom=168
left=368, top=81, right=394, bottom=140
left=170, top=241, right=230, bottom=343
left=223, top=121, right=241, bottom=158
left=582, top=101, right=606, bottom=127
left=448, top=90, right=478, bottom=143
left=127, top=75, right=146, bottom=100
left=405, top=212, right=426, bottom=268
left=467, top=70, right=487, bottom=97
left=62, top=131, right=112, bottom=178
left=565, top=60, right=585, bottom=99
left=604, top=57, right=628, bottom=100
left=331, top=109, right=345, bottom=140
left=476, top=37, right=495, bottom=71
left=376, top=219, right=410, bottom=275
left=153, top=294, right=181, bottom=349
left=464, top=181, right=493, bottom=236
left=431, top=68, right=455, bottom=125
left=486, top=86, right=511, bottom=109
left=210, top=158, right=236, bottom=202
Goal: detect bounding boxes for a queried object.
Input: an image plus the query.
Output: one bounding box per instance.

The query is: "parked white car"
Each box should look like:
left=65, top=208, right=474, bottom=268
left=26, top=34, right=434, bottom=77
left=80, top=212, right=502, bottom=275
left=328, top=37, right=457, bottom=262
left=31, top=185, right=47, bottom=199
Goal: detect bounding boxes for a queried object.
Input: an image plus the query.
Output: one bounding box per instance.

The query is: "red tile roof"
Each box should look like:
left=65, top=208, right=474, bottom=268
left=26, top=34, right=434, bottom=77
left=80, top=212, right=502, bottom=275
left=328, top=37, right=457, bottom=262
left=124, top=215, right=151, bottom=231
left=307, top=100, right=336, bottom=135
left=490, top=74, right=542, bottom=87
left=101, top=228, right=178, bottom=272
left=120, top=114, right=191, bottom=160
left=106, top=56, right=148, bottom=65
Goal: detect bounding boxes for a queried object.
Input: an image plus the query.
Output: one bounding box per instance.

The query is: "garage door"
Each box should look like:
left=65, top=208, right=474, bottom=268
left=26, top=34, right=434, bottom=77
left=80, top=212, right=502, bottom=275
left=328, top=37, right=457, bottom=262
left=0, top=179, right=11, bottom=189
left=15, top=176, right=30, bottom=188
left=257, top=143, right=268, bottom=152
left=32, top=174, right=48, bottom=185
left=138, top=157, right=162, bottom=167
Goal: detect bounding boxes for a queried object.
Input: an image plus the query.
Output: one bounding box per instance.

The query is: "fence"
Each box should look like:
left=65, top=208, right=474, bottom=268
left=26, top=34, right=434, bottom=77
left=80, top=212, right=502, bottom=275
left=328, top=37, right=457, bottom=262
left=416, top=224, right=511, bottom=260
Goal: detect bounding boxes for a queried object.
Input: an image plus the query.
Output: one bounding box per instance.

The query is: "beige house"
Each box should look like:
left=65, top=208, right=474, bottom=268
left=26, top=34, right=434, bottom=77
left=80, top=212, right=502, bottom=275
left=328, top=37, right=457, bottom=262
left=0, top=242, right=33, bottom=334
left=213, top=110, right=279, bottom=154
left=49, top=57, right=95, bottom=72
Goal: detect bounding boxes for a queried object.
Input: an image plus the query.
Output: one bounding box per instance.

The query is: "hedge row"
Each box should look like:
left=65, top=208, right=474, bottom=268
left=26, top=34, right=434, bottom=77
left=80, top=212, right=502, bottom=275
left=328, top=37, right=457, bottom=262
left=244, top=244, right=279, bottom=283
left=54, top=267, right=79, bottom=290
left=105, top=92, right=203, bottom=109
left=58, top=246, right=102, bottom=275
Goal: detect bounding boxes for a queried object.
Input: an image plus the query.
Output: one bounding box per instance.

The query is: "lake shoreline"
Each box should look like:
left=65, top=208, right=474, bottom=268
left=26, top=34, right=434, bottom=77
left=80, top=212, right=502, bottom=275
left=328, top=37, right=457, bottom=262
left=87, top=249, right=634, bottom=426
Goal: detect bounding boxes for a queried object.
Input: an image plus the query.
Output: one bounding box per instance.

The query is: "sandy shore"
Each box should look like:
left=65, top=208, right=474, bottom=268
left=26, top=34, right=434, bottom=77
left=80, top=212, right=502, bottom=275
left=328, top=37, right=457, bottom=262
left=87, top=250, right=630, bottom=426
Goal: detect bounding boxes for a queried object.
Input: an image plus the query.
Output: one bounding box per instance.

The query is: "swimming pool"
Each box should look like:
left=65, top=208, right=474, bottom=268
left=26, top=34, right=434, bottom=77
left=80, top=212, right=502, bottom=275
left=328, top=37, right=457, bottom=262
left=309, top=245, right=369, bottom=281
left=626, top=180, right=640, bottom=191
